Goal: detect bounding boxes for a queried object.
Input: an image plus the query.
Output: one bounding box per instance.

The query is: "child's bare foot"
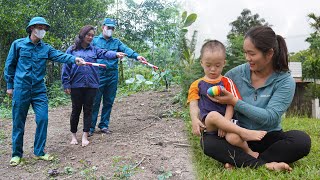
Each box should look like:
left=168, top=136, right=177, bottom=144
left=265, top=162, right=292, bottom=171
left=82, top=132, right=90, bottom=147
left=247, top=151, right=259, bottom=158
left=240, top=129, right=267, bottom=141
left=70, top=133, right=78, bottom=145
left=224, top=163, right=234, bottom=170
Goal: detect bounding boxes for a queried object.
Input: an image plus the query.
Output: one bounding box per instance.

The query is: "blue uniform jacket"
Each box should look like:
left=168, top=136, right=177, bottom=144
left=92, top=34, right=139, bottom=70
left=4, top=36, right=76, bottom=89
left=225, top=63, right=296, bottom=132
left=61, top=44, right=117, bottom=89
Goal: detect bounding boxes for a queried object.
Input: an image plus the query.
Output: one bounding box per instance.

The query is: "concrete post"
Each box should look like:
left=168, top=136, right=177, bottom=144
left=312, top=98, right=320, bottom=119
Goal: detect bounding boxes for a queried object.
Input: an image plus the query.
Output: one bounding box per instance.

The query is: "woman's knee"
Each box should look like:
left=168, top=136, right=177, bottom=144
left=285, top=130, right=311, bottom=156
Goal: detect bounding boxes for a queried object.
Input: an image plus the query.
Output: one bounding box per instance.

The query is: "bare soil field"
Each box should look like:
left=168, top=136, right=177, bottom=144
left=0, top=87, right=195, bottom=179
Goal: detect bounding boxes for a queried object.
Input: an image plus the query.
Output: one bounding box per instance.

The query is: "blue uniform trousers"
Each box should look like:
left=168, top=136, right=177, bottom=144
left=12, top=87, right=48, bottom=157
left=91, top=70, right=118, bottom=132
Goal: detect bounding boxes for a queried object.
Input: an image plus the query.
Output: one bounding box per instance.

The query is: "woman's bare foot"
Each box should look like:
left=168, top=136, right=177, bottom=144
left=265, top=162, right=292, bottom=171
left=247, top=151, right=259, bottom=158
left=70, top=133, right=78, bottom=145
left=240, top=129, right=267, bottom=141
left=224, top=163, right=234, bottom=170
left=82, top=132, right=90, bottom=147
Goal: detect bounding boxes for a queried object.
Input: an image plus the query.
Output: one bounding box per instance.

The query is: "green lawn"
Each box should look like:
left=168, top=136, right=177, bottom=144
left=187, top=117, right=320, bottom=179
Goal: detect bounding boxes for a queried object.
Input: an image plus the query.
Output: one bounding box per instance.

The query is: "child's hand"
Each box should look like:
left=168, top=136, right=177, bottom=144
left=6, top=89, right=13, bottom=97
left=64, top=89, right=71, bottom=95
left=218, top=129, right=226, bottom=137
left=192, top=118, right=206, bottom=136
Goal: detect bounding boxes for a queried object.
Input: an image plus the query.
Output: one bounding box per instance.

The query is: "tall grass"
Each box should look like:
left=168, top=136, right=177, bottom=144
left=185, top=116, right=320, bottom=179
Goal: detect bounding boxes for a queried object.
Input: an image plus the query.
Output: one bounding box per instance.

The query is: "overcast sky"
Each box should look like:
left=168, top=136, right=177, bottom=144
left=182, top=0, right=320, bottom=57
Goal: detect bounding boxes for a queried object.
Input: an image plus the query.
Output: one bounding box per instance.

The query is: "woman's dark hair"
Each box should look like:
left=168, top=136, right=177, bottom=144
left=72, top=25, right=95, bottom=51
left=245, top=26, right=289, bottom=72
left=200, top=40, right=226, bottom=59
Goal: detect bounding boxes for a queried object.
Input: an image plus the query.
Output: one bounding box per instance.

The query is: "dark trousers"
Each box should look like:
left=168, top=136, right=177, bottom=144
left=202, top=130, right=311, bottom=168
left=70, top=88, right=97, bottom=133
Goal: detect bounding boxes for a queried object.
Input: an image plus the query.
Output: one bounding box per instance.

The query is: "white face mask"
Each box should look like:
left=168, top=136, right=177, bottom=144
left=34, top=29, right=46, bottom=39
left=103, top=27, right=113, bottom=37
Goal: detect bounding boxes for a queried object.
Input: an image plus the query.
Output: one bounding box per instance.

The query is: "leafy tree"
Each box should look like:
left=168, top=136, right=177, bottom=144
left=304, top=13, right=320, bottom=80
left=43, top=0, right=113, bottom=85
left=289, top=50, right=309, bottom=62
left=0, top=0, right=186, bottom=105
left=0, top=0, right=113, bottom=104
left=295, top=12, right=320, bottom=99
left=308, top=13, right=320, bottom=32
left=109, top=0, right=181, bottom=84
left=0, top=0, right=47, bottom=101
left=179, top=11, right=197, bottom=69
left=178, top=11, right=200, bottom=105
left=228, top=8, right=270, bottom=37
left=225, top=34, right=245, bottom=73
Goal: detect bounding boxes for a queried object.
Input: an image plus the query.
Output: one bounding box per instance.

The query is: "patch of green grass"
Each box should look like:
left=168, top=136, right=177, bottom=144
left=187, top=116, right=320, bottom=179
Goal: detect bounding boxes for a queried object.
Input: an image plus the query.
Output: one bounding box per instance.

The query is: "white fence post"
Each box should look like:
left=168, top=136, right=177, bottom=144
left=312, top=98, right=320, bottom=119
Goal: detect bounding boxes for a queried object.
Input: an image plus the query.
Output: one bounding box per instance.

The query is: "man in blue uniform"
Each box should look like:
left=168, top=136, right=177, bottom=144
left=90, top=18, right=147, bottom=135
left=4, top=16, right=85, bottom=166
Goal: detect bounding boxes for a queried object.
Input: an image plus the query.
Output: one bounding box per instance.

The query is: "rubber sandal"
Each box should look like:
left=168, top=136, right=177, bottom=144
left=88, top=131, right=94, bottom=137
left=101, top=128, right=112, bottom=134
left=10, top=156, right=21, bottom=166
left=35, top=154, right=54, bottom=161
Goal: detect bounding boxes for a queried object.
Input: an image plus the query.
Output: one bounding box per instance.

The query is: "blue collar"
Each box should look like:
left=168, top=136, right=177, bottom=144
left=26, top=36, right=44, bottom=46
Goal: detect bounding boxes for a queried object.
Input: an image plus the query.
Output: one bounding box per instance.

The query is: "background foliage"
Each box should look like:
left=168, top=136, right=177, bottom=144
left=1, top=2, right=320, bottom=113
left=0, top=0, right=113, bottom=105
left=0, top=0, right=182, bottom=106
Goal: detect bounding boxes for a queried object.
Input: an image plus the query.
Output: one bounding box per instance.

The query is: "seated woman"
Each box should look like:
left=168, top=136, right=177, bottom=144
left=191, top=26, right=311, bottom=171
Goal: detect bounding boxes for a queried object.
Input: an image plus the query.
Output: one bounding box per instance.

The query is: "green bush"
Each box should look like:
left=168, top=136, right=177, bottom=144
left=304, top=83, right=320, bottom=99
left=123, top=60, right=154, bottom=81
left=47, top=80, right=70, bottom=108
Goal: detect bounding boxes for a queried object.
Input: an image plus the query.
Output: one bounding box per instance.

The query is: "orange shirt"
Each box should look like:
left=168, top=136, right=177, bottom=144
left=187, top=76, right=242, bottom=120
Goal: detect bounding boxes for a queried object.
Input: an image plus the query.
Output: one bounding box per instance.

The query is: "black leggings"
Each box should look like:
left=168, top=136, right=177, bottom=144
left=202, top=130, right=311, bottom=168
left=70, top=88, right=97, bottom=133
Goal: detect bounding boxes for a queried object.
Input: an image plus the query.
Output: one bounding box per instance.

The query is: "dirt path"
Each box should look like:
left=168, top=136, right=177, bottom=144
left=0, top=87, right=195, bottom=179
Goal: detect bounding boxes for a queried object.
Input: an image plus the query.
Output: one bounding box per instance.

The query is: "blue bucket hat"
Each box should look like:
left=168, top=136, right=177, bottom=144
left=103, top=18, right=116, bottom=27
left=26, top=17, right=50, bottom=33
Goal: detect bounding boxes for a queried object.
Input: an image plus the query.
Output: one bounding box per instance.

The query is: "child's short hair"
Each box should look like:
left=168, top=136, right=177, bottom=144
left=200, top=40, right=226, bottom=59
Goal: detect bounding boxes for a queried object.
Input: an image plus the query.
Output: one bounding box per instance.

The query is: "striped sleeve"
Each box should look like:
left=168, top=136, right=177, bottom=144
left=221, top=77, right=242, bottom=100
left=187, top=79, right=201, bottom=103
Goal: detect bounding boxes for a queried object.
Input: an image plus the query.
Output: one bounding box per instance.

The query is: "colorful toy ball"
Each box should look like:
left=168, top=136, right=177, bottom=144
left=207, top=85, right=224, bottom=97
